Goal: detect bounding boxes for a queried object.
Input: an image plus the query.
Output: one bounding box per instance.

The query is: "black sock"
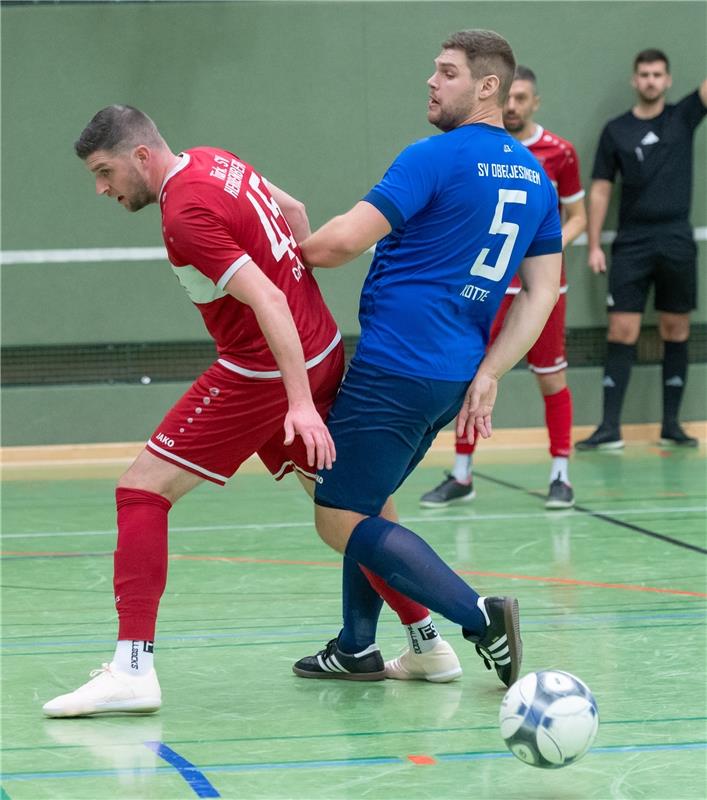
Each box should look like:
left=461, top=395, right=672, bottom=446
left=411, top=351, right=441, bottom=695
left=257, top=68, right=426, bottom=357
left=662, top=340, right=688, bottom=426
left=602, top=343, right=636, bottom=428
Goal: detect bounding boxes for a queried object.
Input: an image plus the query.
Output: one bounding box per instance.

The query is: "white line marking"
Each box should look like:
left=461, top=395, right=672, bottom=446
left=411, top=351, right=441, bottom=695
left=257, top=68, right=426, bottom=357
left=1, top=506, right=705, bottom=540
left=2, top=228, right=706, bottom=265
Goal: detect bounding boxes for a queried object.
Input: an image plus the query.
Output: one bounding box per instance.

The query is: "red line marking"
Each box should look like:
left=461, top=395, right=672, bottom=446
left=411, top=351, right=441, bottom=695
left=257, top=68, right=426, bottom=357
left=407, top=754, right=437, bottom=765
left=3, top=552, right=705, bottom=598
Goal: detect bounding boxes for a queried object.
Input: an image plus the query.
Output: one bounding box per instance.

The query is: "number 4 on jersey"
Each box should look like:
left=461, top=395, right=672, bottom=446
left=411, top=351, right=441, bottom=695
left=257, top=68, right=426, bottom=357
left=470, top=188, right=527, bottom=282
left=246, top=173, right=304, bottom=281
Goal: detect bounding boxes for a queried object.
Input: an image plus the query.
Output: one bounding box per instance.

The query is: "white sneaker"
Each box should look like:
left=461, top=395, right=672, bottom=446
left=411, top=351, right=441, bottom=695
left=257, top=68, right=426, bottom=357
left=42, top=663, right=161, bottom=718
left=385, top=638, right=462, bottom=683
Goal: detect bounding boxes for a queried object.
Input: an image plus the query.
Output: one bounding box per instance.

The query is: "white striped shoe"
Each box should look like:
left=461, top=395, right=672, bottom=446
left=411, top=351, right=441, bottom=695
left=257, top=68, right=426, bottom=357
left=292, top=638, right=386, bottom=681
left=463, top=596, right=522, bottom=687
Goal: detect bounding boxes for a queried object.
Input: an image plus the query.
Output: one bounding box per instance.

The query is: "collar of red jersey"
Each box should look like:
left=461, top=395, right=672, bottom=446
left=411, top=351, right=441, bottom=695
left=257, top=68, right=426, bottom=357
left=522, top=124, right=544, bottom=148
left=159, top=152, right=191, bottom=201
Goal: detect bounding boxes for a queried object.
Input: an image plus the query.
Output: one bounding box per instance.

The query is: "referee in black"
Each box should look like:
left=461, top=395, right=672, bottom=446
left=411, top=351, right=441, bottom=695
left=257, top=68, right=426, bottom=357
left=577, top=49, right=706, bottom=450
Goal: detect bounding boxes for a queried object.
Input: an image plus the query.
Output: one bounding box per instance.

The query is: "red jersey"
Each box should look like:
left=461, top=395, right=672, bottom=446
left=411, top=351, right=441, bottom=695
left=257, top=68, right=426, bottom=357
left=507, top=125, right=584, bottom=292
left=160, top=147, right=339, bottom=376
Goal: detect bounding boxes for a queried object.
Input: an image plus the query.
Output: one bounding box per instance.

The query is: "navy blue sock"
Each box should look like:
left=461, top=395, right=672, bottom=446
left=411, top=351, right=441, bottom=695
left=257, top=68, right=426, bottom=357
left=337, top=555, right=384, bottom=653
left=344, top=516, right=486, bottom=636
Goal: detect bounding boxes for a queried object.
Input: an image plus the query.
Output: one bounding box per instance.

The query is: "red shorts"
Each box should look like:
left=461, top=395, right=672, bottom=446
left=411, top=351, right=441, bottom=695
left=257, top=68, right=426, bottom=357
left=490, top=290, right=567, bottom=374
left=146, top=341, right=345, bottom=485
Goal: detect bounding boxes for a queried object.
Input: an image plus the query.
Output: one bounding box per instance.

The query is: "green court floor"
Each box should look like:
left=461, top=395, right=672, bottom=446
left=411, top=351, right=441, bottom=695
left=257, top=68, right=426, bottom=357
left=1, top=445, right=706, bottom=799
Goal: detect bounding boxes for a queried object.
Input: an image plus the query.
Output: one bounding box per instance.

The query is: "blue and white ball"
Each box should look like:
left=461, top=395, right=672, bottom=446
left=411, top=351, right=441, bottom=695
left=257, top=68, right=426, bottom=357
left=499, top=670, right=599, bottom=769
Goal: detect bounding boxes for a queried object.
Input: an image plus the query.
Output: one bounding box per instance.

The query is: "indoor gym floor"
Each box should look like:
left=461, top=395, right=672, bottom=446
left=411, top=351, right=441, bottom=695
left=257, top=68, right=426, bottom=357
left=1, top=426, right=705, bottom=800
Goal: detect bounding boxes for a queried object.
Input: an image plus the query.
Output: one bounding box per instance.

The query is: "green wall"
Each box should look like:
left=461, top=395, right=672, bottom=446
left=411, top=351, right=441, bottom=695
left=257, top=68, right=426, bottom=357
left=2, top=1, right=706, bottom=444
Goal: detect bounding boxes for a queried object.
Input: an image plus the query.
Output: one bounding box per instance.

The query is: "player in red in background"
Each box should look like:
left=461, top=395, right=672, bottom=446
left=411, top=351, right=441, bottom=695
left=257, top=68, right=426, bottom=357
left=43, top=106, right=460, bottom=718
left=420, top=66, right=587, bottom=510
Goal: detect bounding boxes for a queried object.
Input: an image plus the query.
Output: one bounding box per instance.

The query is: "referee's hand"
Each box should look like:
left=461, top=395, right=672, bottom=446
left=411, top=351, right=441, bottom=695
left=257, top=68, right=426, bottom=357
left=588, top=246, right=607, bottom=274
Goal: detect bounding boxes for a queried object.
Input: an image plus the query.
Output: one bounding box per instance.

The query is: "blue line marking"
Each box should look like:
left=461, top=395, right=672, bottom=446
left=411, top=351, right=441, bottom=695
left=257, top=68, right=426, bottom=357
left=144, top=741, right=220, bottom=798
left=1, top=785, right=12, bottom=799
left=1, top=741, right=705, bottom=782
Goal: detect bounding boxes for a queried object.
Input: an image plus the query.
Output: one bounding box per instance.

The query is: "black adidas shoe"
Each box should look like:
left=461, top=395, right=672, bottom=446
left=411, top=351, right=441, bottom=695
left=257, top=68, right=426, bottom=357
left=292, top=638, right=386, bottom=681
left=575, top=425, right=624, bottom=451
left=420, top=473, right=475, bottom=508
left=463, top=597, right=522, bottom=687
left=659, top=422, right=698, bottom=448
left=546, top=478, right=575, bottom=509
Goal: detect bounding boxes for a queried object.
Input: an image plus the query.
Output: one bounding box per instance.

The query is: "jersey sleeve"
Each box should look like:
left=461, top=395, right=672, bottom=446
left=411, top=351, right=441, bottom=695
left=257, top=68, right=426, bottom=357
left=675, top=89, right=707, bottom=130
left=591, top=124, right=618, bottom=182
left=165, top=205, right=252, bottom=291
left=557, top=142, right=585, bottom=204
left=526, top=183, right=563, bottom=257
left=362, top=138, right=440, bottom=229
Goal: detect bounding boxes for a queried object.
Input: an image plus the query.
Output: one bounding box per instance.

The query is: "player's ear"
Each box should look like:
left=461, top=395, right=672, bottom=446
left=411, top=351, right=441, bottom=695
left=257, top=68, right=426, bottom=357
left=133, top=145, right=151, bottom=164
left=479, top=73, right=501, bottom=100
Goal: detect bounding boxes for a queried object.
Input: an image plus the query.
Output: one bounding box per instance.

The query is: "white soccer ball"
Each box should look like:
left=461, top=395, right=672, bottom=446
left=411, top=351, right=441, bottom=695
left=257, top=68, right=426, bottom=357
left=499, top=670, right=599, bottom=769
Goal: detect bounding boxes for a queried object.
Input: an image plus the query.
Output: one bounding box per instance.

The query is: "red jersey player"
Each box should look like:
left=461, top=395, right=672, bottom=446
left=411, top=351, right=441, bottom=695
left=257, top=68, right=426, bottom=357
left=420, top=66, right=587, bottom=510
left=44, top=106, right=460, bottom=718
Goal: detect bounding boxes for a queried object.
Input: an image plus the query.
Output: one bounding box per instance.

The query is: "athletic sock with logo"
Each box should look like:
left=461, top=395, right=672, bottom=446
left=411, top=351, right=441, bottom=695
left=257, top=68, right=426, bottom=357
left=345, top=516, right=487, bottom=637
left=662, top=340, right=688, bottom=425
left=113, top=639, right=155, bottom=676
left=602, top=342, right=637, bottom=428
left=403, top=615, right=440, bottom=654
left=114, top=487, right=171, bottom=642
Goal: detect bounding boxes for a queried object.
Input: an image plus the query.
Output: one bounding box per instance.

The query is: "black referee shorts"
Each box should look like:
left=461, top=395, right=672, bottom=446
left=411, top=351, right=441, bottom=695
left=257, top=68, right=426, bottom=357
left=608, top=224, right=697, bottom=314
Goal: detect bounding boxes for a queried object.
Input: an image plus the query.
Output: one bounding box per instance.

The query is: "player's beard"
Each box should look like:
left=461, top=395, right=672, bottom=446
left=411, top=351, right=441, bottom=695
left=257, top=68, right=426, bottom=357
left=637, top=86, right=665, bottom=106
left=430, top=103, right=469, bottom=132
left=124, top=166, right=156, bottom=212
left=503, top=114, right=524, bottom=133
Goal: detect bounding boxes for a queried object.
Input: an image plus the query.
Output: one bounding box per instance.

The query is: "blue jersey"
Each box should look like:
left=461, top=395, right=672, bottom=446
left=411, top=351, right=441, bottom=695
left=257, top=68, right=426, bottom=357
left=358, top=122, right=562, bottom=381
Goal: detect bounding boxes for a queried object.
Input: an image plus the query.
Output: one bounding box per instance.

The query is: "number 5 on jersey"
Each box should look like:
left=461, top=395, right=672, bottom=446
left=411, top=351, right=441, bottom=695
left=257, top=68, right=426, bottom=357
left=470, top=188, right=527, bottom=282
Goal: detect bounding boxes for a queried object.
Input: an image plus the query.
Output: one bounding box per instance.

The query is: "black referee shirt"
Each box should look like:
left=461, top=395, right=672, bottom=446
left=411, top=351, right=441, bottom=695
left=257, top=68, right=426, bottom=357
left=592, top=90, right=706, bottom=230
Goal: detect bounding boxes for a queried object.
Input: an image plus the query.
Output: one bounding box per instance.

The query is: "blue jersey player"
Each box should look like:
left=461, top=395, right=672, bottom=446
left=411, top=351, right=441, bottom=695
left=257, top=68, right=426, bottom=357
left=293, top=30, right=562, bottom=687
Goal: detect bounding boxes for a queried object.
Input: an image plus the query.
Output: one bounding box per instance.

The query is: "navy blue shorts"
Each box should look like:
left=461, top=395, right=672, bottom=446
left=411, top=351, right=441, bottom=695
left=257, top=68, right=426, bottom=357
left=314, top=358, right=469, bottom=516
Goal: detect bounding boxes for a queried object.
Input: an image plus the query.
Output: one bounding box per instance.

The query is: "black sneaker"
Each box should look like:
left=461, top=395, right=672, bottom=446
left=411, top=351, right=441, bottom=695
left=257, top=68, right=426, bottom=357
left=292, top=638, right=386, bottom=681
left=463, top=597, right=522, bottom=688
left=575, top=425, right=624, bottom=451
left=546, top=478, right=575, bottom=509
left=659, top=422, right=698, bottom=448
left=420, top=473, right=475, bottom=508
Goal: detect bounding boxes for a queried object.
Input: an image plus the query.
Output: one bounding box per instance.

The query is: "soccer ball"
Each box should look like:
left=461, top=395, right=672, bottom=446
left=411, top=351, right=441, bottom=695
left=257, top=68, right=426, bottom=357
left=499, top=670, right=599, bottom=769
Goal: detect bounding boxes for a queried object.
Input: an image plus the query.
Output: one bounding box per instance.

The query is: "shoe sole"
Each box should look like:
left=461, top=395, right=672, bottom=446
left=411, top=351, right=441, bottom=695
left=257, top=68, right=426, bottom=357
left=43, top=698, right=162, bottom=718
left=575, top=440, right=624, bottom=452
left=292, top=666, right=386, bottom=681
left=419, top=490, right=476, bottom=509
left=502, top=597, right=522, bottom=687
left=658, top=438, right=698, bottom=448
left=384, top=663, right=463, bottom=683
left=545, top=499, right=575, bottom=510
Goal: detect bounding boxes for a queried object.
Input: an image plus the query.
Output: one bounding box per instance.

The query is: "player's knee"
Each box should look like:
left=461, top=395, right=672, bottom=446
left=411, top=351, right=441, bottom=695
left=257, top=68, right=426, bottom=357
left=658, top=316, right=690, bottom=342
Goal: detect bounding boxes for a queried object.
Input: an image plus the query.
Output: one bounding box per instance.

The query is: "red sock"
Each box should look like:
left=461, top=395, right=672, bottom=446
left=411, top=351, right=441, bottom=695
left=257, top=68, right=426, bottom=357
left=455, top=428, right=478, bottom=455
left=360, top=565, right=429, bottom=625
left=544, top=387, right=572, bottom=457
left=114, top=487, right=172, bottom=641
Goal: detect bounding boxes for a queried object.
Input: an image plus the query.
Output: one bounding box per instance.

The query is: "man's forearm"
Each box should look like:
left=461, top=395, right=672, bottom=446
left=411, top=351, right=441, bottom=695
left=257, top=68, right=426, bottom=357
left=587, top=182, right=612, bottom=249
left=300, top=215, right=360, bottom=268
left=479, top=284, right=559, bottom=380
left=253, top=293, right=314, bottom=407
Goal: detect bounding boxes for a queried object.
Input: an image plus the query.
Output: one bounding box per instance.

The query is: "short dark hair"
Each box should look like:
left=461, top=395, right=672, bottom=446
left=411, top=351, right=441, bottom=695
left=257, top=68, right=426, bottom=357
left=442, top=29, right=516, bottom=103
left=634, top=48, right=670, bottom=73
left=513, top=65, right=537, bottom=91
left=74, top=105, right=164, bottom=160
